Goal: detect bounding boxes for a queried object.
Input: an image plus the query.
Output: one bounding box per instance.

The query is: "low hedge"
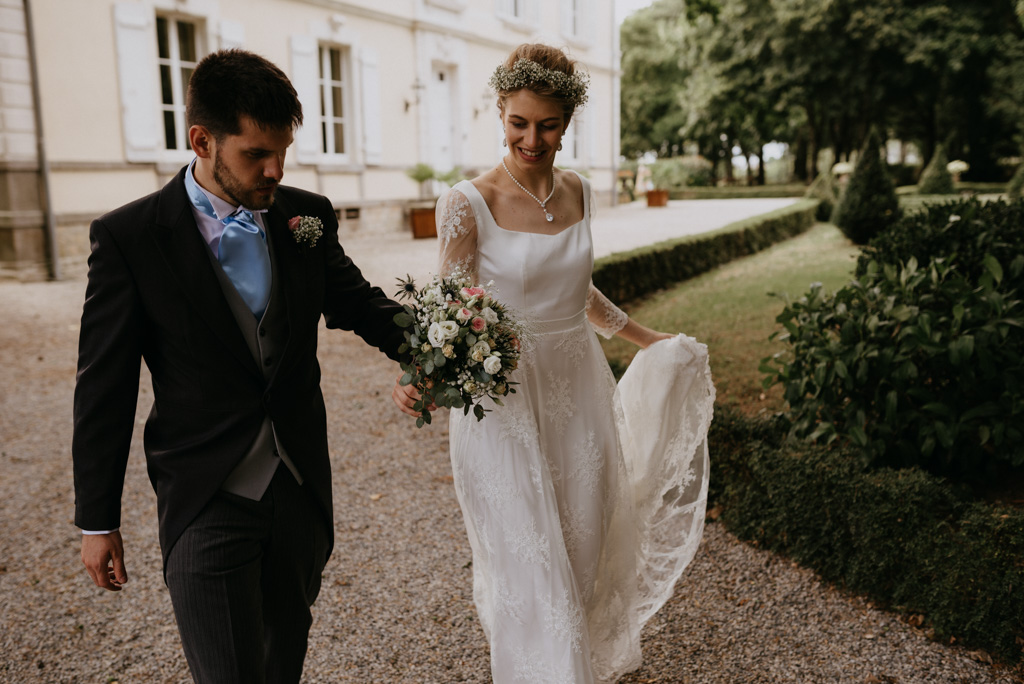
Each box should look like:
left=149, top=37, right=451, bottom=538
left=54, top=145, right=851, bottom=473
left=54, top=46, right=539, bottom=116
left=667, top=183, right=808, bottom=200
left=593, top=199, right=818, bottom=303
left=709, top=407, right=1024, bottom=663
left=897, top=182, right=1007, bottom=196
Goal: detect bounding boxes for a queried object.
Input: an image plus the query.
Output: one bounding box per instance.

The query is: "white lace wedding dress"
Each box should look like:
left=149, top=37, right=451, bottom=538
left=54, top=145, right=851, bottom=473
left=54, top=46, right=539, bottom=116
left=437, top=172, right=715, bottom=683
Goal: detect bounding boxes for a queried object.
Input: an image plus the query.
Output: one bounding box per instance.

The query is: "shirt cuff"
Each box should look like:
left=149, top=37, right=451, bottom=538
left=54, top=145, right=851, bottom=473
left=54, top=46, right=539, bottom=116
left=81, top=529, right=118, bottom=535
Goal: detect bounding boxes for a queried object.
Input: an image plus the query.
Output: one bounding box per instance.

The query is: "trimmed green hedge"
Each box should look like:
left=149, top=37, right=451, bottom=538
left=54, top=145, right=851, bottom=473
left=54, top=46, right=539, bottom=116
left=709, top=408, right=1024, bottom=663
left=593, top=199, right=818, bottom=303
left=897, top=182, right=1006, bottom=196
left=668, top=184, right=808, bottom=200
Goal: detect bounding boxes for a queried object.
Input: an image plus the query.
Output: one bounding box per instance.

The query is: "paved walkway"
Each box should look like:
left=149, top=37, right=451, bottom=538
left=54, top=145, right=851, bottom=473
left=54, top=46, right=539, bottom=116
left=341, top=197, right=798, bottom=286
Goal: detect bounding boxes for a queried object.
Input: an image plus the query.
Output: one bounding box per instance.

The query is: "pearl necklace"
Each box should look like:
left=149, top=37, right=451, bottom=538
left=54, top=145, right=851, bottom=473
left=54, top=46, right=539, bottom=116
left=502, top=158, right=555, bottom=222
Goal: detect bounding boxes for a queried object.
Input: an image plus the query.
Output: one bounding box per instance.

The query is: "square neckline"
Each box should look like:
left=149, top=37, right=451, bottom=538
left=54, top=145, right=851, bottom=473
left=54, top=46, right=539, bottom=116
left=461, top=171, right=589, bottom=238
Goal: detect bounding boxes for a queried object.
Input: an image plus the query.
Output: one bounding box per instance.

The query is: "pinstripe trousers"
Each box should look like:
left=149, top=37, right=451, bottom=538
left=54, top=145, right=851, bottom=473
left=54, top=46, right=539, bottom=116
left=164, top=465, right=330, bottom=684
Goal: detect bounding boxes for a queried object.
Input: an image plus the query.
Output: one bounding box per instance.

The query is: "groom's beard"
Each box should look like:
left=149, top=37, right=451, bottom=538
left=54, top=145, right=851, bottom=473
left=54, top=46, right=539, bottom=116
left=213, top=153, right=278, bottom=211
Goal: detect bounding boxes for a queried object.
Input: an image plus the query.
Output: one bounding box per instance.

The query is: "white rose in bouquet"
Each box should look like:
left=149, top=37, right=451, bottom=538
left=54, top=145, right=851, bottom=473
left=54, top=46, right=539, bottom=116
left=427, top=322, right=446, bottom=347
left=481, top=307, right=499, bottom=325
left=483, top=356, right=502, bottom=375
left=471, top=340, right=491, bottom=363
left=438, top=320, right=460, bottom=341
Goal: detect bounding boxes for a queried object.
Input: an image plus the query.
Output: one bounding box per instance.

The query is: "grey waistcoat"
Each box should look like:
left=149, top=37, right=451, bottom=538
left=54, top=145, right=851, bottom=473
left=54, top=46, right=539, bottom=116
left=205, top=224, right=302, bottom=500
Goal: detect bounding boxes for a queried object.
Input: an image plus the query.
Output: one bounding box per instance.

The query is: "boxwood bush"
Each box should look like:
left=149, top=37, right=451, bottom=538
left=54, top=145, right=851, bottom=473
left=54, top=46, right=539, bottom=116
left=918, top=144, right=955, bottom=195
left=830, top=129, right=901, bottom=244
left=593, top=199, right=817, bottom=304
left=764, top=199, right=1024, bottom=480
left=709, top=408, right=1024, bottom=663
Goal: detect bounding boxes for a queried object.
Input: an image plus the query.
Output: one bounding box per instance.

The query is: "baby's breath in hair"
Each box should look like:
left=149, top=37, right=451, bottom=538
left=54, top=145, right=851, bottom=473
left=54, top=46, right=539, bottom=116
left=488, top=59, right=589, bottom=108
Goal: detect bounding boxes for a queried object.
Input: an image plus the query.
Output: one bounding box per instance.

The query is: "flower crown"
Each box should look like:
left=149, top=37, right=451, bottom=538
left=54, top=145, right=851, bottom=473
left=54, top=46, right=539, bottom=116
left=488, top=58, right=590, bottom=108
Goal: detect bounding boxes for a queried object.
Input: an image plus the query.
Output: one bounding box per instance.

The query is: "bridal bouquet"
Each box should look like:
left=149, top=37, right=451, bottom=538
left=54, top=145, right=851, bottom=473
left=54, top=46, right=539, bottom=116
left=394, top=271, right=524, bottom=427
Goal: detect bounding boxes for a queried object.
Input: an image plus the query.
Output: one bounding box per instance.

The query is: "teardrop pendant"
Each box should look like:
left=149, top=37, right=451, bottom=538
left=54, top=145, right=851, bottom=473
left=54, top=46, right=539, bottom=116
left=545, top=212, right=554, bottom=222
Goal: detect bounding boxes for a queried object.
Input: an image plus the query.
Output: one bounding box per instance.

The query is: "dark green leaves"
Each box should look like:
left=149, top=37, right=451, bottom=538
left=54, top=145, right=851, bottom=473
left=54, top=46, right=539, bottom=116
left=763, top=199, right=1024, bottom=479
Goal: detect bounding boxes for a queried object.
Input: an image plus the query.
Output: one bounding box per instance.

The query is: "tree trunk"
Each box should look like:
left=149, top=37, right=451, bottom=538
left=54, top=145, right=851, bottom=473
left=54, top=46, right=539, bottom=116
left=756, top=145, right=766, bottom=185
left=793, top=133, right=809, bottom=183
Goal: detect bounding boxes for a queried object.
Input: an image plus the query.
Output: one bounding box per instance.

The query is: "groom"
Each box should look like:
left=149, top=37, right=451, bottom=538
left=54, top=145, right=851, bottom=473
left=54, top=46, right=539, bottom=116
left=73, top=49, right=417, bottom=682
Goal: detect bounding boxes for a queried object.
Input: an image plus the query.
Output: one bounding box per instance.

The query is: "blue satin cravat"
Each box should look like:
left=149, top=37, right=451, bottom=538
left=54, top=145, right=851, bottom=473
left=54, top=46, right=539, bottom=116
left=184, top=163, right=271, bottom=318
left=218, top=210, right=271, bottom=318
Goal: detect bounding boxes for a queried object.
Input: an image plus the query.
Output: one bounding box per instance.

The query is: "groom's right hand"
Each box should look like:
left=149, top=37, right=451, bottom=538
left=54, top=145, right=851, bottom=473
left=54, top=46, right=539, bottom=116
left=81, top=531, right=128, bottom=591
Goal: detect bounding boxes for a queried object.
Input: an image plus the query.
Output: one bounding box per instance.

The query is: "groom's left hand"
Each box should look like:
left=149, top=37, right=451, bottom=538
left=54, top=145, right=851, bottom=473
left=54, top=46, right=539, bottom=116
left=81, top=531, right=128, bottom=591
left=392, top=376, right=436, bottom=417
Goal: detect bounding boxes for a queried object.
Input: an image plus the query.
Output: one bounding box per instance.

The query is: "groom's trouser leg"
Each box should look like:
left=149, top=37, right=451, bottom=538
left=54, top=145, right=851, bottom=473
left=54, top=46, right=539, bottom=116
left=262, top=464, right=330, bottom=682
left=165, top=466, right=329, bottom=684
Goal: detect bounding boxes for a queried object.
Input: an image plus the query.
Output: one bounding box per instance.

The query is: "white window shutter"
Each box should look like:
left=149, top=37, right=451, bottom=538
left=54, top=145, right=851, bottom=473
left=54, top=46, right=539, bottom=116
left=290, top=35, right=320, bottom=164
left=528, top=0, right=541, bottom=24
left=114, top=3, right=159, bottom=162
left=219, top=20, right=245, bottom=49
left=560, top=0, right=572, bottom=37
left=359, top=47, right=382, bottom=166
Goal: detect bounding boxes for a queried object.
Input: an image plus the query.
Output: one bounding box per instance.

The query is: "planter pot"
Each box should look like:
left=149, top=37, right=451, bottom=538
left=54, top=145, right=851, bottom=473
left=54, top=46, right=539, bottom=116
left=409, top=206, right=437, bottom=239
left=646, top=189, right=669, bottom=207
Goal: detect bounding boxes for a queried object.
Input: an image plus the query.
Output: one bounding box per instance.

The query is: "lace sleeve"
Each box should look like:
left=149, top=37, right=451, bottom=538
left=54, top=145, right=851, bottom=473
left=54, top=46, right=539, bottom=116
left=437, top=187, right=478, bottom=280
left=586, top=281, right=629, bottom=338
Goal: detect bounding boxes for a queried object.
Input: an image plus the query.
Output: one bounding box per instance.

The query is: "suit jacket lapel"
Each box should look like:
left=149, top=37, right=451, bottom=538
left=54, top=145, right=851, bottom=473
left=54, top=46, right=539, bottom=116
left=262, top=194, right=302, bottom=384
left=151, top=167, right=262, bottom=380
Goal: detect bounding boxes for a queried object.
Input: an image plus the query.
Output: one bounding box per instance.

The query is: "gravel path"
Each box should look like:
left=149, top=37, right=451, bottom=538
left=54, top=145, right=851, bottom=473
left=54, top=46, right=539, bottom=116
left=2, top=207, right=1021, bottom=682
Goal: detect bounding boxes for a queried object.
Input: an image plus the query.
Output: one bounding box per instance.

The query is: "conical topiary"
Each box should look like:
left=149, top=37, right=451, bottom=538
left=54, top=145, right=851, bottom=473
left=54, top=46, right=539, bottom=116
left=917, top=144, right=955, bottom=195
left=1007, top=161, right=1024, bottom=200
left=805, top=169, right=837, bottom=221
left=830, top=128, right=900, bottom=245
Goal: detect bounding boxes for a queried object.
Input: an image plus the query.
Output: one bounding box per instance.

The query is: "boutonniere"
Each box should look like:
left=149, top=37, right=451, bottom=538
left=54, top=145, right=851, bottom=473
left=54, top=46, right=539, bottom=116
left=287, top=215, right=323, bottom=248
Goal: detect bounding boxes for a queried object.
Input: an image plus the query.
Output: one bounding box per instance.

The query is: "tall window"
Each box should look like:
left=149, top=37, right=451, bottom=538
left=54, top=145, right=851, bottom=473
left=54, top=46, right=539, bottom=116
left=319, top=46, right=349, bottom=156
left=156, top=16, right=199, bottom=151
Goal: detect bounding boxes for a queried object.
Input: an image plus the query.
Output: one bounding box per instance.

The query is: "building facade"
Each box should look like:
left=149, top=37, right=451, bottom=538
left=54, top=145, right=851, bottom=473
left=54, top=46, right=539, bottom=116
left=0, top=0, right=620, bottom=280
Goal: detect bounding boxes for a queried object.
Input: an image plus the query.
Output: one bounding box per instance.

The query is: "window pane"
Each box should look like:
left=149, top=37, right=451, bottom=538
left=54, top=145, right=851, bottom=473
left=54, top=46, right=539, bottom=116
left=333, top=123, right=345, bottom=154
left=156, top=17, right=169, bottom=59
left=332, top=86, right=343, bottom=119
left=177, top=21, right=196, bottom=62
left=319, top=47, right=325, bottom=79
left=320, top=86, right=326, bottom=116
left=160, top=65, right=173, bottom=105
left=181, top=67, right=194, bottom=93
left=330, top=48, right=341, bottom=82
left=322, top=121, right=328, bottom=154
left=163, top=110, right=177, bottom=149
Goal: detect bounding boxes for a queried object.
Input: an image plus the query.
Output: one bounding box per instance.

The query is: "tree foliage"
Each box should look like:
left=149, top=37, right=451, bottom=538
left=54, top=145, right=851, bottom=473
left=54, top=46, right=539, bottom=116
left=621, top=0, right=1024, bottom=181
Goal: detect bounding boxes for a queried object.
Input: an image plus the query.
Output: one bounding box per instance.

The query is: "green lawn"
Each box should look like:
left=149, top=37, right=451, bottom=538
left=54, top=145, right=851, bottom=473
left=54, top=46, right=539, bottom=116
left=601, top=222, right=860, bottom=414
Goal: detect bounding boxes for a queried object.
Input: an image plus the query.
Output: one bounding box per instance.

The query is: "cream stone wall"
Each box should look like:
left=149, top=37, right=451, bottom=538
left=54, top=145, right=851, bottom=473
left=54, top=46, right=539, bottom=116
left=8, top=0, right=618, bottom=276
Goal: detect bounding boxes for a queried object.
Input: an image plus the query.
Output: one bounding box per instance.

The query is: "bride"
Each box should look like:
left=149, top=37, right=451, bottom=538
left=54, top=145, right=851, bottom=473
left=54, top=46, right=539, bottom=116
left=394, top=43, right=715, bottom=683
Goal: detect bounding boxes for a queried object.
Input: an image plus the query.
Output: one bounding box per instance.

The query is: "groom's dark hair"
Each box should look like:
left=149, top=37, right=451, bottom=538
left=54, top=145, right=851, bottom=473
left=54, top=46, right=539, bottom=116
left=186, top=49, right=303, bottom=139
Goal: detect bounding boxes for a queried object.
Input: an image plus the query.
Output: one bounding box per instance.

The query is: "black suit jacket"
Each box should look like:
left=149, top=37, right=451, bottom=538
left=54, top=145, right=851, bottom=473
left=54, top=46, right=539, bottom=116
left=72, top=166, right=405, bottom=563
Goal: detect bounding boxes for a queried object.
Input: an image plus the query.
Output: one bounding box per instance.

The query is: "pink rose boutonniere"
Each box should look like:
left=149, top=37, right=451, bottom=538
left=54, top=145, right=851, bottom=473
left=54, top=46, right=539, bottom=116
left=288, top=215, right=323, bottom=248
